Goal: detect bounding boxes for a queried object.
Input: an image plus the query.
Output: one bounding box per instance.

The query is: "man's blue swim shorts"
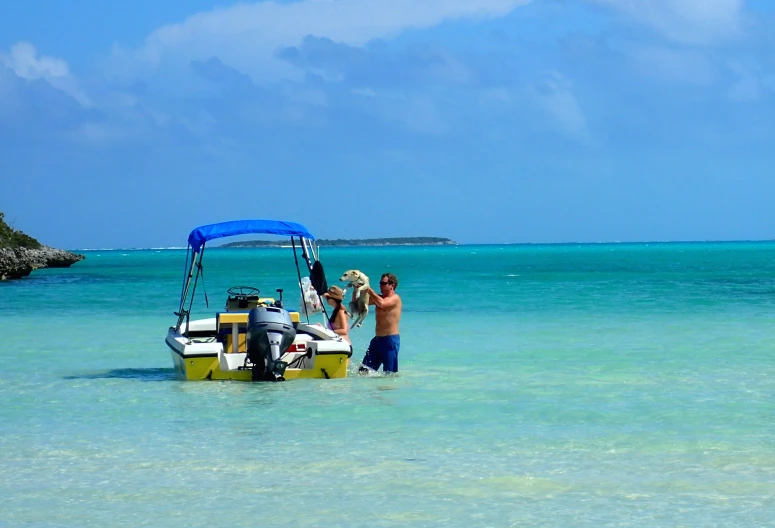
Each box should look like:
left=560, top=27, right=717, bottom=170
left=360, top=334, right=400, bottom=373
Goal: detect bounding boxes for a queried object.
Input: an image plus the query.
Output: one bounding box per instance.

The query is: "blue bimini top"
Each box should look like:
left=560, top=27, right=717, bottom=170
left=187, top=219, right=315, bottom=254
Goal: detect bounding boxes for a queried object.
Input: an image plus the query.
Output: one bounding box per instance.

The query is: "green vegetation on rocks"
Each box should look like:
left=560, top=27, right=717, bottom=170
left=0, top=212, right=42, bottom=249
left=0, top=212, right=85, bottom=280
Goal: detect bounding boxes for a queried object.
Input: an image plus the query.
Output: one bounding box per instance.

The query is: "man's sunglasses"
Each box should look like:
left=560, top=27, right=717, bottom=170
left=378, top=281, right=393, bottom=286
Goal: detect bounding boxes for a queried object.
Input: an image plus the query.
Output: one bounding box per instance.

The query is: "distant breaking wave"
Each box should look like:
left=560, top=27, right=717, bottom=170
left=75, top=247, right=188, bottom=251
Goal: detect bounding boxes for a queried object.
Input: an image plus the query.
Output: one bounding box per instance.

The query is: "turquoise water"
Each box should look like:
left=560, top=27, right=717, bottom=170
left=1, top=243, right=775, bottom=526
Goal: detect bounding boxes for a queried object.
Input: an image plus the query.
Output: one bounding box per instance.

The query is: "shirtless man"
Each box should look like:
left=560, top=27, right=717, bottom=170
left=357, top=273, right=402, bottom=374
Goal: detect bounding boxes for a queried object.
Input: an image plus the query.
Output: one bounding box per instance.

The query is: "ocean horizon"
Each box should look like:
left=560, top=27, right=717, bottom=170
left=2, top=242, right=774, bottom=526
left=68, top=238, right=775, bottom=252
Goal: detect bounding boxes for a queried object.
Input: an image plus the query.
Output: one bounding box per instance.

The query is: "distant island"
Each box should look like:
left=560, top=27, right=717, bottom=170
left=0, top=212, right=85, bottom=280
left=219, top=237, right=458, bottom=248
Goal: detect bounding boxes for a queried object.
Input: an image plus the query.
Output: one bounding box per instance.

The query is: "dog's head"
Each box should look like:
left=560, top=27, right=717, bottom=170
left=340, top=269, right=368, bottom=286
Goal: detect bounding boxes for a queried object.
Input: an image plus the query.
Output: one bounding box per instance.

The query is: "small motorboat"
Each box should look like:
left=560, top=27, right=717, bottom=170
left=165, top=219, right=352, bottom=381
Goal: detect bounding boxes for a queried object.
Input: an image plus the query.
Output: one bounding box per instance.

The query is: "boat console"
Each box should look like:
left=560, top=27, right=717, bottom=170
left=225, top=285, right=289, bottom=311
left=225, top=286, right=261, bottom=311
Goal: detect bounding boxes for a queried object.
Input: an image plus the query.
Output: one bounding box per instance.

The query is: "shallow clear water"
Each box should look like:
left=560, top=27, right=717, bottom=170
left=1, top=243, right=774, bottom=526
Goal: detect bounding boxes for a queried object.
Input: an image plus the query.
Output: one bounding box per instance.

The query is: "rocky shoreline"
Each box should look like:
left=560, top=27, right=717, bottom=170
left=0, top=246, right=86, bottom=280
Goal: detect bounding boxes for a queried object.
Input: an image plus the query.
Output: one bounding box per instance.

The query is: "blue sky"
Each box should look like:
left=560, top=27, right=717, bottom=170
left=1, top=0, right=773, bottom=248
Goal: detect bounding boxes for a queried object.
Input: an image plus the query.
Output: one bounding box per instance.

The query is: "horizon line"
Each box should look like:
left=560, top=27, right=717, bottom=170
left=69, top=238, right=775, bottom=252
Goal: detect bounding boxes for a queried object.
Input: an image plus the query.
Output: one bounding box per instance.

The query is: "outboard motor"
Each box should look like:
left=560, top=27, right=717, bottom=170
left=246, top=306, right=296, bottom=381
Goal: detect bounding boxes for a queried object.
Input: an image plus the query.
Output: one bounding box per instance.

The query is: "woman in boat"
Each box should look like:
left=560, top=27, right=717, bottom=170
left=322, top=285, right=351, bottom=346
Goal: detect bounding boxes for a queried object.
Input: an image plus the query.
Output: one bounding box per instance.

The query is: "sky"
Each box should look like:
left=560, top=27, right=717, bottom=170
left=1, top=0, right=774, bottom=248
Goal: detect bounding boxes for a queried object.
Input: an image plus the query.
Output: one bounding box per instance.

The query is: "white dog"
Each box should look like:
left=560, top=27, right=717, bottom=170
left=340, top=269, right=370, bottom=327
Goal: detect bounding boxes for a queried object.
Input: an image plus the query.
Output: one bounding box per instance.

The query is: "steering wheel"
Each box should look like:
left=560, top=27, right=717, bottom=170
left=227, top=286, right=260, bottom=299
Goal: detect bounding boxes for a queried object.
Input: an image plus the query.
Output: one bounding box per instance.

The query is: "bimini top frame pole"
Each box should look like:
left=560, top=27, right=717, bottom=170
left=174, top=246, right=200, bottom=331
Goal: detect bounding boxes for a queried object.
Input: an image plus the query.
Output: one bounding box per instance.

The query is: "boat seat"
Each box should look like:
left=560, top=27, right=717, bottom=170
left=216, top=311, right=302, bottom=353
left=217, top=312, right=249, bottom=353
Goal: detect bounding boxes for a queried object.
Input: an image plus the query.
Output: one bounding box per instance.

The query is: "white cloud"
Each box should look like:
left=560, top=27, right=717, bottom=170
left=110, top=0, right=532, bottom=82
left=468, top=77, right=591, bottom=143
left=352, top=89, right=450, bottom=134
left=727, top=75, right=760, bottom=102
left=529, top=72, right=590, bottom=142
left=592, top=0, right=744, bottom=45
left=726, top=58, right=774, bottom=103
left=0, top=42, right=90, bottom=105
left=626, top=45, right=716, bottom=85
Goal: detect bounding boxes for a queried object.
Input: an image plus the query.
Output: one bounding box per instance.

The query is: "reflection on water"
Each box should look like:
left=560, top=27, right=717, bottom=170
left=63, top=368, right=177, bottom=382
